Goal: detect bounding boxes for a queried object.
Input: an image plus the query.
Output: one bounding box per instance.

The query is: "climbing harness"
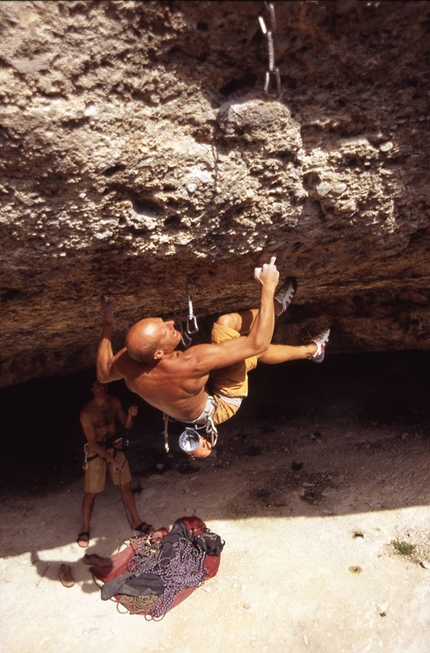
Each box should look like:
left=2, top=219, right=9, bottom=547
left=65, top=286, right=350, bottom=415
left=82, top=436, right=124, bottom=470
left=163, top=396, right=219, bottom=457
left=171, top=275, right=199, bottom=349
left=178, top=396, right=219, bottom=455
left=258, top=2, right=281, bottom=97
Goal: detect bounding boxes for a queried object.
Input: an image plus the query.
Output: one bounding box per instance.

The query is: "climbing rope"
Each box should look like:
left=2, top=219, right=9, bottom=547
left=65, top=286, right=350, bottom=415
left=163, top=412, right=170, bottom=453
left=258, top=2, right=281, bottom=97
left=147, top=537, right=206, bottom=620
left=118, top=464, right=133, bottom=531
left=116, top=415, right=142, bottom=534
left=164, top=275, right=200, bottom=453
left=117, top=593, right=158, bottom=615
left=171, top=275, right=199, bottom=349
left=112, top=533, right=207, bottom=618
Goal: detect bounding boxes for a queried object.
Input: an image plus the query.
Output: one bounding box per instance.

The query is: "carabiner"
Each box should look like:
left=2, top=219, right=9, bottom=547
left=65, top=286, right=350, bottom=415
left=171, top=300, right=192, bottom=348
left=186, top=295, right=199, bottom=335
left=264, top=2, right=276, bottom=34
left=185, top=275, right=199, bottom=335
left=264, top=68, right=281, bottom=97
left=186, top=317, right=199, bottom=335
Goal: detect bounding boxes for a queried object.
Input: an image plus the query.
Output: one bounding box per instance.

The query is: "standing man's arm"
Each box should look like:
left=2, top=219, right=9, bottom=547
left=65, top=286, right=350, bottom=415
left=97, top=297, right=126, bottom=383
left=114, top=395, right=138, bottom=430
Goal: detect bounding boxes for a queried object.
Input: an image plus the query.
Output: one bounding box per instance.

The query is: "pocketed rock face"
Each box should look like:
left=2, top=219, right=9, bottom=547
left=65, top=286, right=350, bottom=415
left=0, top=1, right=429, bottom=387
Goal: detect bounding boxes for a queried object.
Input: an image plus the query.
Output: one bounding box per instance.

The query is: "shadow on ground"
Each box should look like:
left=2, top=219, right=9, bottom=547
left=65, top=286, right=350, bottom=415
left=1, top=350, right=428, bottom=492
left=1, top=350, right=429, bottom=559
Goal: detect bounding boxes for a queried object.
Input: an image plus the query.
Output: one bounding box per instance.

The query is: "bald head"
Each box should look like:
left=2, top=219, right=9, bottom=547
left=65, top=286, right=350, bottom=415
left=125, top=318, right=164, bottom=363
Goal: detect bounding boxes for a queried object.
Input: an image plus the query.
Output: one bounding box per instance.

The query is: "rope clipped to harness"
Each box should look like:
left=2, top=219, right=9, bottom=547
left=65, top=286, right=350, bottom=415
left=164, top=277, right=220, bottom=458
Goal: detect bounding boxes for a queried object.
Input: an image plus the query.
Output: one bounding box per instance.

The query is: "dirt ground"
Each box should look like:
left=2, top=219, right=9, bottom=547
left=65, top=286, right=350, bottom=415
left=1, top=351, right=430, bottom=653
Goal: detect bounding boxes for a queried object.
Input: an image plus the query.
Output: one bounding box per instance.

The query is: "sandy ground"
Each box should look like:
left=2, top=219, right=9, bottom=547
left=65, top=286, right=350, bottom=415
left=1, top=352, right=430, bottom=653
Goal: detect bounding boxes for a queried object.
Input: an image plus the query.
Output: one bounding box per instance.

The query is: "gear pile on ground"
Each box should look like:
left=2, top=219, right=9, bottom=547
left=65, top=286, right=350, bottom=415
left=90, top=516, right=224, bottom=619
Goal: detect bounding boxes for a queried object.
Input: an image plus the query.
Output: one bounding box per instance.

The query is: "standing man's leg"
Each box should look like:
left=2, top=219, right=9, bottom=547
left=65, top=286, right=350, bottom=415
left=118, top=481, right=148, bottom=531
left=77, top=492, right=97, bottom=547
left=77, top=449, right=107, bottom=547
left=110, top=449, right=152, bottom=534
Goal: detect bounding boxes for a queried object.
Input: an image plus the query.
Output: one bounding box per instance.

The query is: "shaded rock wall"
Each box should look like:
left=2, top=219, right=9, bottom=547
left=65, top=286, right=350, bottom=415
left=1, top=0, right=429, bottom=388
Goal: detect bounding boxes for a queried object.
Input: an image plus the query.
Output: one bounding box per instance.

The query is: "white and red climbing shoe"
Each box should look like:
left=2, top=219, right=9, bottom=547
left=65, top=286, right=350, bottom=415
left=274, top=277, right=297, bottom=317
left=309, top=328, right=330, bottom=363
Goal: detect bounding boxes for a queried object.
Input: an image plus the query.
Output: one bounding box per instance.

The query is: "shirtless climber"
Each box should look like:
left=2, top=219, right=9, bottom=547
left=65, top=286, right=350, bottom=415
left=96, top=256, right=330, bottom=457
left=76, top=380, right=152, bottom=548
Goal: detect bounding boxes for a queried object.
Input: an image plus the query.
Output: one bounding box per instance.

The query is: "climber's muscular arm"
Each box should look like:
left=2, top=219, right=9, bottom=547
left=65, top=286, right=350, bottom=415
left=96, top=298, right=126, bottom=383
left=181, top=257, right=279, bottom=378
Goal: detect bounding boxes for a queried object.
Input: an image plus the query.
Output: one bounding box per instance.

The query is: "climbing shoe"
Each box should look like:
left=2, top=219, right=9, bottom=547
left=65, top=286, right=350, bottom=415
left=274, top=277, right=297, bottom=317
left=309, top=328, right=330, bottom=363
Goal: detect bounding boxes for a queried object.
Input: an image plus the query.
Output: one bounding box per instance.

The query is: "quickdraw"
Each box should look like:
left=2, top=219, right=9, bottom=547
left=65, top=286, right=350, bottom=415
left=258, top=2, right=281, bottom=98
left=185, top=275, right=199, bottom=337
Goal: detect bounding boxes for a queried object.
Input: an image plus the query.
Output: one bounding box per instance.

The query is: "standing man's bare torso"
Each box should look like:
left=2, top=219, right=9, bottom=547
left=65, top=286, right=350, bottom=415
left=82, top=397, right=117, bottom=441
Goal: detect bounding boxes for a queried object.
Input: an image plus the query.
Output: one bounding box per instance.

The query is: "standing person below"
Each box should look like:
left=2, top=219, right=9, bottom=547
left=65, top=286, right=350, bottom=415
left=77, top=380, right=152, bottom=548
left=95, top=256, right=330, bottom=457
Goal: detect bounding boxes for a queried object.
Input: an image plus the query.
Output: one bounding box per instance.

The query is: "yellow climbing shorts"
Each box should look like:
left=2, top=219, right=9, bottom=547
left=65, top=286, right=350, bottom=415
left=84, top=443, right=132, bottom=494
left=209, top=322, right=258, bottom=425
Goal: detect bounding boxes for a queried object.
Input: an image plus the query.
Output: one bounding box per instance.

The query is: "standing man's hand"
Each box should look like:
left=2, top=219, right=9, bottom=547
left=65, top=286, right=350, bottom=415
left=124, top=403, right=138, bottom=430
left=101, top=296, right=114, bottom=328
left=112, top=461, right=123, bottom=475
left=254, top=256, right=279, bottom=291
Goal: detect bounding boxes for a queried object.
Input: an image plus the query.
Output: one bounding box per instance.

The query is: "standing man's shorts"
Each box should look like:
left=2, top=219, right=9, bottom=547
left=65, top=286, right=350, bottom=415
left=84, top=443, right=132, bottom=493
left=209, top=322, right=258, bottom=425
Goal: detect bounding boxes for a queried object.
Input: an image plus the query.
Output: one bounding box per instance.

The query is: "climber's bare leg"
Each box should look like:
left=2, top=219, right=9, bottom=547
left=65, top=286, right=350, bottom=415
left=215, top=309, right=259, bottom=335
left=258, top=342, right=317, bottom=364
